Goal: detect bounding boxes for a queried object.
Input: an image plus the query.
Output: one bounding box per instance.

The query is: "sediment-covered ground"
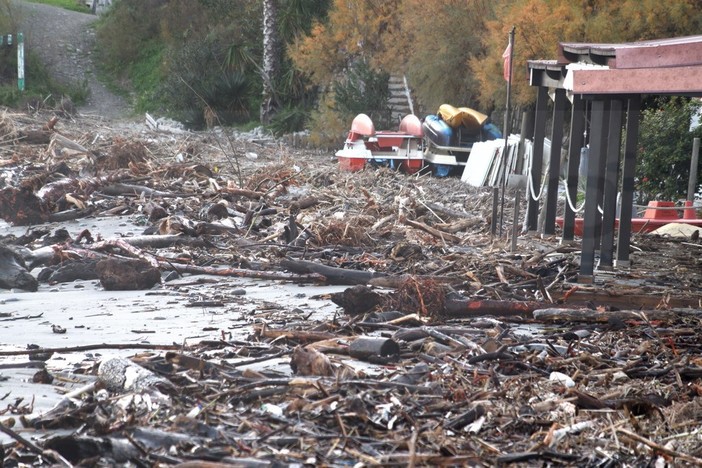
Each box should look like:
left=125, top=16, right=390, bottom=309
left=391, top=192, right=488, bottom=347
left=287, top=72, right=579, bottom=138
left=1, top=110, right=702, bottom=466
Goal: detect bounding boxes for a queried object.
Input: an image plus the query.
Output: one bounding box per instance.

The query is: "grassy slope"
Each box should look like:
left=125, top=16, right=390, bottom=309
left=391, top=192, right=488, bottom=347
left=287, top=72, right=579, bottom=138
left=26, top=0, right=90, bottom=13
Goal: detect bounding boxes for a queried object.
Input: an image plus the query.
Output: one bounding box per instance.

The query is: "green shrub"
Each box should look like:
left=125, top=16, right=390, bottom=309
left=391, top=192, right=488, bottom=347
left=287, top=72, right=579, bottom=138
left=128, top=41, right=164, bottom=112
left=332, top=60, right=391, bottom=130
left=637, top=97, right=702, bottom=201
left=95, top=0, right=165, bottom=73
left=0, top=43, right=87, bottom=109
left=307, top=91, right=349, bottom=149
left=268, top=104, right=308, bottom=136
left=158, top=37, right=256, bottom=128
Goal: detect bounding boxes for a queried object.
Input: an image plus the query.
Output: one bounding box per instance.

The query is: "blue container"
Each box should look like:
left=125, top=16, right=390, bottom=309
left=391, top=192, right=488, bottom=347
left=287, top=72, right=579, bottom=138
left=422, top=115, right=453, bottom=146
left=482, top=122, right=502, bottom=140
left=432, top=164, right=453, bottom=177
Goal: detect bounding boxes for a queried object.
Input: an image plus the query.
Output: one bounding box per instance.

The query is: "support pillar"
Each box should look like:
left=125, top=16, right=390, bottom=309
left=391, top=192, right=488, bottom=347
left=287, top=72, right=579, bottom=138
left=593, top=101, right=610, bottom=252
left=599, top=99, right=623, bottom=268
left=526, top=86, right=548, bottom=231
left=562, top=95, right=586, bottom=241
left=616, top=95, right=641, bottom=266
left=579, top=99, right=608, bottom=281
left=544, top=88, right=567, bottom=235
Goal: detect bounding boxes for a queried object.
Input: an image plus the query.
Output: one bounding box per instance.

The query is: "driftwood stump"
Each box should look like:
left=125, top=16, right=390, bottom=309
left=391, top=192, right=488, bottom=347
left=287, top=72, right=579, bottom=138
left=95, top=257, right=161, bottom=290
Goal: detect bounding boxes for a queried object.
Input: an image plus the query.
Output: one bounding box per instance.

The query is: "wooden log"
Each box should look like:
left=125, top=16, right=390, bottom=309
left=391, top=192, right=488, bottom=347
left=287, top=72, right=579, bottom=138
left=533, top=307, right=702, bottom=323
left=17, top=129, right=51, bottom=145
left=368, top=274, right=462, bottom=288
left=109, top=234, right=214, bottom=249
left=295, top=196, right=319, bottom=210
left=0, top=343, right=181, bottom=357
left=371, top=214, right=395, bottom=231
left=0, top=186, right=49, bottom=225
left=290, top=346, right=334, bottom=376
left=254, top=324, right=335, bottom=343
left=280, top=258, right=387, bottom=285
left=553, top=288, right=702, bottom=309
left=330, top=285, right=383, bottom=314
left=443, top=297, right=545, bottom=318
left=95, top=257, right=161, bottom=290
left=43, top=241, right=322, bottom=283
left=402, top=218, right=461, bottom=243
left=51, top=132, right=89, bottom=153
left=434, top=217, right=484, bottom=233
left=222, top=187, right=265, bottom=199
left=48, top=208, right=94, bottom=223
left=40, top=258, right=99, bottom=283
left=159, top=261, right=325, bottom=283
left=99, top=182, right=187, bottom=198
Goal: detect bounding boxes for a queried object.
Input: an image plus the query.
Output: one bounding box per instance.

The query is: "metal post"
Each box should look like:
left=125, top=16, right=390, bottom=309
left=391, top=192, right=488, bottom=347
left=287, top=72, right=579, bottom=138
left=593, top=101, right=610, bottom=252
left=543, top=88, right=567, bottom=235
left=599, top=99, right=623, bottom=269
left=616, top=96, right=641, bottom=266
left=688, top=138, right=700, bottom=201
left=579, top=99, right=607, bottom=282
left=562, top=95, right=585, bottom=241
left=526, top=86, right=548, bottom=231
left=17, top=32, right=24, bottom=92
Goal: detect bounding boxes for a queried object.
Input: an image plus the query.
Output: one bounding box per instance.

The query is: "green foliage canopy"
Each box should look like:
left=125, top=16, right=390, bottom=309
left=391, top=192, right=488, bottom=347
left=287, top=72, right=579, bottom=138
left=637, top=98, right=702, bottom=202
left=95, top=0, right=328, bottom=129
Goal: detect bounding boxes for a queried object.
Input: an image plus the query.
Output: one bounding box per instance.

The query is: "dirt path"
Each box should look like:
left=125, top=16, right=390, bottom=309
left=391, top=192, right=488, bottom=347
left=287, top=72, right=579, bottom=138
left=14, top=1, right=131, bottom=121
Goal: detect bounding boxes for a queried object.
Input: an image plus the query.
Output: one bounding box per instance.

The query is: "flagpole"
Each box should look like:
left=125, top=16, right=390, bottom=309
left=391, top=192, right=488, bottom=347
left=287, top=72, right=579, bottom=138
left=499, top=26, right=516, bottom=237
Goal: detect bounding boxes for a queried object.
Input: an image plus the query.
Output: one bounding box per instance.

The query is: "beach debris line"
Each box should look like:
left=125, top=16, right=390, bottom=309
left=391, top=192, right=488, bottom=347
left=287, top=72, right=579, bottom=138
left=1, top=110, right=702, bottom=465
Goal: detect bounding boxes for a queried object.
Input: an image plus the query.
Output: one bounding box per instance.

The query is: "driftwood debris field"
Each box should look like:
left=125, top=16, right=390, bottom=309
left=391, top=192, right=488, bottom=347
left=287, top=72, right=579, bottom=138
left=2, top=111, right=702, bottom=466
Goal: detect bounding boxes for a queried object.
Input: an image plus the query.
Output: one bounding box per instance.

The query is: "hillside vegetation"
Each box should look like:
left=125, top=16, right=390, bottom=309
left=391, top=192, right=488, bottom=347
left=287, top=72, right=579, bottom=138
left=4, top=0, right=702, bottom=200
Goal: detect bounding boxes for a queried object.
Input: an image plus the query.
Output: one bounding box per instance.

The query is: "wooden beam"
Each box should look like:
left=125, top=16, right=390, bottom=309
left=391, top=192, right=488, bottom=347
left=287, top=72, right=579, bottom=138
left=570, top=65, right=702, bottom=95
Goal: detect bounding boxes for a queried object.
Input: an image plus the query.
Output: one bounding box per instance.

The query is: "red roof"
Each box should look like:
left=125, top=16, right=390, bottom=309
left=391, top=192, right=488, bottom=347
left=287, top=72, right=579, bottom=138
left=529, top=35, right=702, bottom=96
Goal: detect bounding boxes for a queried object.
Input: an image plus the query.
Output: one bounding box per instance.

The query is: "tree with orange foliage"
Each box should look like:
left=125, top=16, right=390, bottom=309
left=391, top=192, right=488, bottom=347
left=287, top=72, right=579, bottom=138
left=290, top=0, right=702, bottom=142
left=288, top=0, right=401, bottom=144
left=376, top=0, right=494, bottom=114
left=288, top=0, right=401, bottom=87
left=472, top=0, right=702, bottom=111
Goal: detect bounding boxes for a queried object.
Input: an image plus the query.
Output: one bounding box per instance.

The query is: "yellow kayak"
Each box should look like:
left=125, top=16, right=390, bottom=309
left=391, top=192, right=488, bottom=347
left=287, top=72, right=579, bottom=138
left=438, top=104, right=488, bottom=131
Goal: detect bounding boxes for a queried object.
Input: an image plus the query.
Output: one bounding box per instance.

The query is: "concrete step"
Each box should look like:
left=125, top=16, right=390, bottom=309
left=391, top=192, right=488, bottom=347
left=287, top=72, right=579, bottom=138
left=388, top=97, right=408, bottom=104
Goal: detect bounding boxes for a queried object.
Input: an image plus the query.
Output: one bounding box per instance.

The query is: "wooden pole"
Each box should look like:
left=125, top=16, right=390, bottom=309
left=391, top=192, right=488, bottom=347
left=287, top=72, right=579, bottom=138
left=499, top=27, right=516, bottom=237
left=511, top=191, right=520, bottom=252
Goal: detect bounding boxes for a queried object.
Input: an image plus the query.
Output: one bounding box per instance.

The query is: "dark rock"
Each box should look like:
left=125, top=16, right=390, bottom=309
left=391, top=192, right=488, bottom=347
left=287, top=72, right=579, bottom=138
left=0, top=245, right=38, bottom=291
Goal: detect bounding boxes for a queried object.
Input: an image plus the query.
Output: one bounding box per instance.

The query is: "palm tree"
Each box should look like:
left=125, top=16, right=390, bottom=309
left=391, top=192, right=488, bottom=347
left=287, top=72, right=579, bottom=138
left=260, top=0, right=280, bottom=124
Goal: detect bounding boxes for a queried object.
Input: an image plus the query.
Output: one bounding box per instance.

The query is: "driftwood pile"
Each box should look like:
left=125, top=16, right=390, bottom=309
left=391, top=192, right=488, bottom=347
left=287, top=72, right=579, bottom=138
left=2, top=111, right=702, bottom=465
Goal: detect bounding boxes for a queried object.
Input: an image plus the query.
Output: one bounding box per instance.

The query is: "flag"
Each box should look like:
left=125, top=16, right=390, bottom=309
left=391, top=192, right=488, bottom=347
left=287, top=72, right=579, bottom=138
left=502, top=42, right=512, bottom=82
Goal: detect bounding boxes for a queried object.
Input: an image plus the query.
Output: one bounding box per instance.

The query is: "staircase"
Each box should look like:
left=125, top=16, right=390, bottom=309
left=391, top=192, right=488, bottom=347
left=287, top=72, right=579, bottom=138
left=387, top=75, right=415, bottom=123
